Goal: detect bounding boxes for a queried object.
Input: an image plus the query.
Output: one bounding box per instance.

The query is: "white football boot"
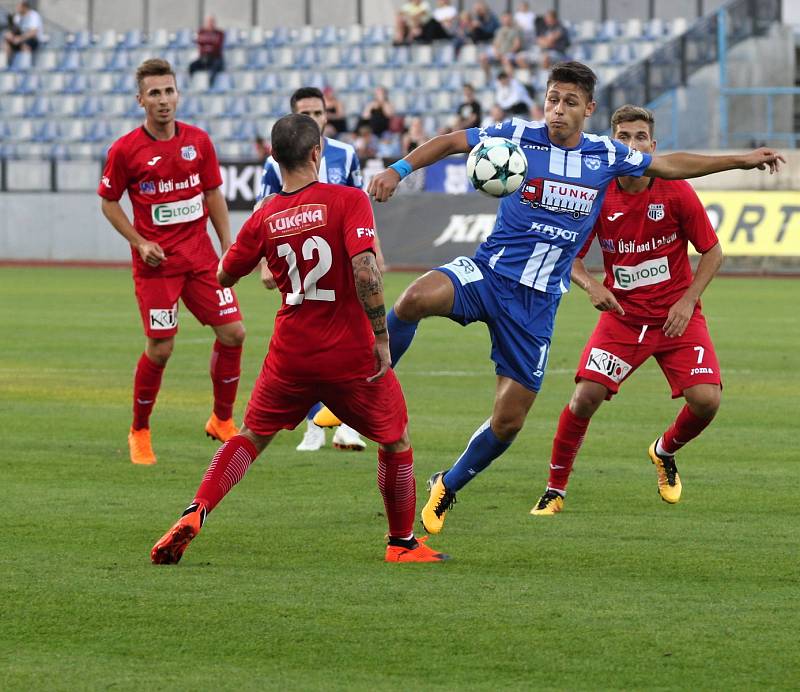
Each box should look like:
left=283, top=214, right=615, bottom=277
left=332, top=423, right=367, bottom=451
left=296, top=420, right=325, bottom=451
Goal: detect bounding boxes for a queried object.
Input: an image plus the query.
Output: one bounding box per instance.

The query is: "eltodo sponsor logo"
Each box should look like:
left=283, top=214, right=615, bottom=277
left=181, top=145, right=197, bottom=161
left=151, top=192, right=204, bottom=226
left=648, top=203, right=665, bottom=222
left=266, top=203, right=327, bottom=236
left=149, top=305, right=177, bottom=330
left=612, top=256, right=670, bottom=290
left=585, top=347, right=632, bottom=383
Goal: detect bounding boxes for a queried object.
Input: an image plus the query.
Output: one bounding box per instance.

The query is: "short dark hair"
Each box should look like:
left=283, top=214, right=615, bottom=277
left=611, top=104, right=655, bottom=136
left=546, top=60, right=597, bottom=101
left=136, top=58, right=176, bottom=93
left=271, top=114, right=321, bottom=172
left=290, top=87, right=325, bottom=112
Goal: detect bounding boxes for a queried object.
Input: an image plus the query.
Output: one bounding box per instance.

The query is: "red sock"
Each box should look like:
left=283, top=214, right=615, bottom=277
left=660, top=405, right=712, bottom=455
left=210, top=340, right=242, bottom=420
left=547, top=406, right=591, bottom=493
left=377, top=448, right=416, bottom=538
left=132, top=353, right=165, bottom=430
left=193, top=435, right=259, bottom=512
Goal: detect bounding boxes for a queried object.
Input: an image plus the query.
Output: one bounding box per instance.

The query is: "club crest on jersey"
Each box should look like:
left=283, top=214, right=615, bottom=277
left=327, top=167, right=343, bottom=185
left=647, top=203, right=665, bottom=222
left=181, top=145, right=197, bottom=161
left=266, top=203, right=327, bottom=237
left=520, top=177, right=598, bottom=218
left=584, top=155, right=601, bottom=171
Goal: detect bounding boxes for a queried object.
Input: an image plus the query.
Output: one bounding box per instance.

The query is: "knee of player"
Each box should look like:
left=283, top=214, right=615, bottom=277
left=146, top=339, right=174, bottom=365
left=491, top=415, right=524, bottom=442
left=218, top=322, right=246, bottom=347
left=394, top=286, right=425, bottom=322
left=686, top=387, right=721, bottom=419
left=570, top=385, right=605, bottom=418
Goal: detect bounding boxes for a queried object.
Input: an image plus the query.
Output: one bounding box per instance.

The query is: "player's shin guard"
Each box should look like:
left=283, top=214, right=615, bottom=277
left=377, top=448, right=416, bottom=538
left=132, top=353, right=165, bottom=430
left=193, top=434, right=259, bottom=512
left=210, top=340, right=242, bottom=421
left=387, top=308, right=418, bottom=367
left=547, top=406, right=591, bottom=493
left=660, top=404, right=713, bottom=455
left=443, top=419, right=511, bottom=491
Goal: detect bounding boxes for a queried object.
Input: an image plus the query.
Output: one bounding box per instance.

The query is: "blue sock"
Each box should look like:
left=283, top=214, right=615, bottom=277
left=387, top=308, right=419, bottom=367
left=306, top=402, right=322, bottom=421
left=443, top=420, right=512, bottom=491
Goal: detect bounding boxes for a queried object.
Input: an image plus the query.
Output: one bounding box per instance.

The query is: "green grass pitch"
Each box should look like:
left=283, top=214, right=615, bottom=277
left=1, top=266, right=797, bottom=690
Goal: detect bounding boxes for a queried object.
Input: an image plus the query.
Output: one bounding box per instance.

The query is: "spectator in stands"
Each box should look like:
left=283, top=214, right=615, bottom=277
left=480, top=103, right=506, bottom=128
left=515, top=8, right=570, bottom=71
left=401, top=116, right=428, bottom=155
left=451, top=9, right=474, bottom=55
left=455, top=83, right=482, bottom=129
left=393, top=0, right=431, bottom=45
left=361, top=86, right=395, bottom=137
left=494, top=70, right=532, bottom=117
left=479, top=11, right=523, bottom=79
left=468, top=1, right=499, bottom=44
left=353, top=123, right=379, bottom=160
left=514, top=1, right=536, bottom=45
left=428, top=0, right=458, bottom=39
left=323, top=86, right=348, bottom=135
left=3, top=2, right=43, bottom=66
left=188, top=15, right=225, bottom=87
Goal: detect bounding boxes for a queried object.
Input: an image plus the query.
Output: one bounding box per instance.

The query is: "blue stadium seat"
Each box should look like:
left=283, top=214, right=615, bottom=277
left=316, top=25, right=341, bottom=46
left=109, top=72, right=135, bottom=95
left=169, top=28, right=193, bottom=49
left=363, top=25, right=390, bottom=45
left=224, top=95, right=250, bottom=118
left=254, top=72, right=282, bottom=94
left=387, top=45, right=410, bottom=67
left=121, top=30, right=143, bottom=49
left=232, top=119, right=258, bottom=142
left=54, top=49, right=82, bottom=72
left=151, top=28, right=170, bottom=49
left=32, top=120, right=62, bottom=143
left=295, top=45, right=318, bottom=67
left=83, top=119, right=114, bottom=143
left=65, top=30, right=93, bottom=50
left=340, top=45, right=365, bottom=67
left=209, top=72, right=235, bottom=93
left=267, top=26, right=291, bottom=47
left=598, top=20, right=621, bottom=42
left=104, top=50, right=131, bottom=72
left=76, top=95, right=103, bottom=117
left=180, top=95, right=203, bottom=118
left=13, top=72, right=41, bottom=95
left=246, top=47, right=272, bottom=70
left=225, top=27, right=244, bottom=47
left=644, top=18, right=666, bottom=40
left=25, top=96, right=53, bottom=118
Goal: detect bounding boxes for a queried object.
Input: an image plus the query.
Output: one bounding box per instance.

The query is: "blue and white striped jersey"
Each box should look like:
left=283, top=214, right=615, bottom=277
left=257, top=136, right=363, bottom=199
left=466, top=119, right=652, bottom=294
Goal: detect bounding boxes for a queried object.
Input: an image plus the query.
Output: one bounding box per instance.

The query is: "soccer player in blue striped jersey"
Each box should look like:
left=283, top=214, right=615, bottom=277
left=257, top=86, right=383, bottom=454
left=368, top=61, right=784, bottom=534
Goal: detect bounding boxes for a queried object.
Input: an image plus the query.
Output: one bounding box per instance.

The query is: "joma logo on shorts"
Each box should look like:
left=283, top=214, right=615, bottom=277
left=613, top=257, right=670, bottom=290
left=690, top=367, right=714, bottom=375
left=267, top=204, right=327, bottom=236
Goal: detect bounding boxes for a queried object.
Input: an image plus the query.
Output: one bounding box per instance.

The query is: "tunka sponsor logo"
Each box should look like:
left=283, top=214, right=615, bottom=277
left=266, top=204, right=327, bottom=236
left=585, top=347, right=632, bottom=383
left=612, top=256, right=670, bottom=290
left=520, top=178, right=597, bottom=217
left=151, top=192, right=204, bottom=226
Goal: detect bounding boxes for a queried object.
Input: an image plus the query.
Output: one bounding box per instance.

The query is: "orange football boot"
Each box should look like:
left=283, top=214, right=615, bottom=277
left=150, top=503, right=207, bottom=565
left=205, top=414, right=239, bottom=442
left=384, top=536, right=450, bottom=563
left=128, top=427, right=156, bottom=465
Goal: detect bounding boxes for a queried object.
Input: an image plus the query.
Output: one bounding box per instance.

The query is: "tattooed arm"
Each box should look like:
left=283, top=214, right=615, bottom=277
left=352, top=250, right=390, bottom=382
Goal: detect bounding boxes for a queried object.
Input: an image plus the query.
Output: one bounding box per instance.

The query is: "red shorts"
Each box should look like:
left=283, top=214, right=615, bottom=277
left=133, top=263, right=242, bottom=338
left=244, top=363, right=409, bottom=445
left=576, top=310, right=722, bottom=399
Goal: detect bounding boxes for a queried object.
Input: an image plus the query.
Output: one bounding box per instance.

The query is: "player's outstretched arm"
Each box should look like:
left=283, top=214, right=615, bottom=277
left=571, top=258, right=624, bottom=315
left=646, top=148, right=785, bottom=180
left=100, top=198, right=166, bottom=267
left=663, top=242, right=723, bottom=338
left=352, top=250, right=390, bottom=381
left=368, top=130, right=471, bottom=202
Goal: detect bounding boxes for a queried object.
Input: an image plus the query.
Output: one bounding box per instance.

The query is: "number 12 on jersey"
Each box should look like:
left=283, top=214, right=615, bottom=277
left=276, top=235, right=336, bottom=305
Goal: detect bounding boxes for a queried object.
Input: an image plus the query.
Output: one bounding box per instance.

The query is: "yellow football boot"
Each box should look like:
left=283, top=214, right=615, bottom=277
left=128, top=427, right=156, bottom=465
left=205, top=414, right=239, bottom=443
left=530, top=489, right=565, bottom=516
left=420, top=472, right=457, bottom=535
left=648, top=440, right=682, bottom=504
left=313, top=406, right=342, bottom=428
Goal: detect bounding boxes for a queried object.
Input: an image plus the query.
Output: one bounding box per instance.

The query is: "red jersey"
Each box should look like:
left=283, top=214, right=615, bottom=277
left=580, top=178, right=719, bottom=325
left=98, top=121, right=223, bottom=278
left=223, top=181, right=378, bottom=383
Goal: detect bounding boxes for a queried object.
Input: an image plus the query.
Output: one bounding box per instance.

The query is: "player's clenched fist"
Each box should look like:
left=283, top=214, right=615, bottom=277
left=137, top=240, right=166, bottom=267
left=741, top=148, right=785, bottom=174
left=368, top=168, right=401, bottom=203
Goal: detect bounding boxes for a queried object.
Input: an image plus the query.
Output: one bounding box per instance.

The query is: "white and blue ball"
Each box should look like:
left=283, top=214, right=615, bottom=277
left=466, top=137, right=528, bottom=198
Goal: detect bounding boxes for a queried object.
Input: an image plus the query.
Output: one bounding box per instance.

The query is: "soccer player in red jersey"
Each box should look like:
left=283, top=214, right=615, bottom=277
left=98, top=59, right=245, bottom=466
left=150, top=114, right=448, bottom=564
left=532, top=105, right=724, bottom=514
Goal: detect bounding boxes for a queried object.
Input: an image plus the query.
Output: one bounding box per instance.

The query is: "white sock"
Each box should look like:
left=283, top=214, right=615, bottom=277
left=655, top=437, right=671, bottom=457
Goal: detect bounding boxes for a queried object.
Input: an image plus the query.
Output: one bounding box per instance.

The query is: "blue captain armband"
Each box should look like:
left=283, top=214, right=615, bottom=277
left=389, top=159, right=413, bottom=180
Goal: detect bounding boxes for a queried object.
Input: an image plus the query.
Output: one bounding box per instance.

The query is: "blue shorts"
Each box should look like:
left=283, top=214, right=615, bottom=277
left=436, top=256, right=561, bottom=392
